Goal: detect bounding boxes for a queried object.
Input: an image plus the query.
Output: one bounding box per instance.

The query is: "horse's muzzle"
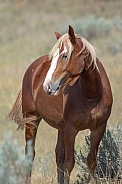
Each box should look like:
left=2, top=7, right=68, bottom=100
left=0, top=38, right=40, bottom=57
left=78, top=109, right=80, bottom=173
left=43, top=81, right=60, bottom=96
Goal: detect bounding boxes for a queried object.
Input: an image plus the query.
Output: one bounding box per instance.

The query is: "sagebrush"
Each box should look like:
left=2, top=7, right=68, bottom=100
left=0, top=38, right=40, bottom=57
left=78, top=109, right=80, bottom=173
left=74, top=126, right=122, bottom=184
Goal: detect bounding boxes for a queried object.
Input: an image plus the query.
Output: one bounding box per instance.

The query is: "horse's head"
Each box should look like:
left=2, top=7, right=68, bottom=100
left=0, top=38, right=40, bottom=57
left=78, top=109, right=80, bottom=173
left=43, top=25, right=96, bottom=96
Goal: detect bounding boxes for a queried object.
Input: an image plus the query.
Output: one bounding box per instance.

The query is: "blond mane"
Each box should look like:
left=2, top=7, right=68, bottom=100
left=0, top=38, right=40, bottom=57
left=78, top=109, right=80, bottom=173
left=49, top=33, right=97, bottom=69
left=49, top=33, right=74, bottom=61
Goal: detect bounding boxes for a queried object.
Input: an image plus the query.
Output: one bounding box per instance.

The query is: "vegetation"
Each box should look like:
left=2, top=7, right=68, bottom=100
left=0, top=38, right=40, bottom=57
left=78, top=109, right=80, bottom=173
left=0, top=0, right=121, bottom=183
left=0, top=133, right=32, bottom=184
left=62, top=16, right=122, bottom=55
left=75, top=127, right=122, bottom=183
left=0, top=128, right=121, bottom=184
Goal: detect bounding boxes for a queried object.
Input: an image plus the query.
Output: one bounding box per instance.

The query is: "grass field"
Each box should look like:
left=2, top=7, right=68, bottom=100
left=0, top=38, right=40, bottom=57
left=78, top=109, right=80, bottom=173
left=0, top=0, right=122, bottom=183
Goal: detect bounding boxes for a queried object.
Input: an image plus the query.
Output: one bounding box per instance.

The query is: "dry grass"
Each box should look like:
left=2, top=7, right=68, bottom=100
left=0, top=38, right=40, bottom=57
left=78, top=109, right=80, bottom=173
left=0, top=0, right=122, bottom=183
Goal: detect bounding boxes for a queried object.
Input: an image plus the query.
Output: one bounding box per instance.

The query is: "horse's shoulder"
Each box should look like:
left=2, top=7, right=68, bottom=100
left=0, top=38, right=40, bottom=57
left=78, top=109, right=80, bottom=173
left=22, top=54, right=50, bottom=101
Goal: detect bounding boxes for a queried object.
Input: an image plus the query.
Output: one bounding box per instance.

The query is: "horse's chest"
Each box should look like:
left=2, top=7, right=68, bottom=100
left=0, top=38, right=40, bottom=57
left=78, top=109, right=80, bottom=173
left=64, top=97, right=110, bottom=131
left=36, top=87, right=65, bottom=130
left=67, top=103, right=92, bottom=130
left=64, top=94, right=101, bottom=130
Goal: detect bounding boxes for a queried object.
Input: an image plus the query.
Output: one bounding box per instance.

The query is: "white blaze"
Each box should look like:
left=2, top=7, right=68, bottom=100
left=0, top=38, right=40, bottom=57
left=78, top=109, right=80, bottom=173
left=60, top=46, right=67, bottom=55
left=43, top=48, right=60, bottom=87
left=43, top=46, right=68, bottom=90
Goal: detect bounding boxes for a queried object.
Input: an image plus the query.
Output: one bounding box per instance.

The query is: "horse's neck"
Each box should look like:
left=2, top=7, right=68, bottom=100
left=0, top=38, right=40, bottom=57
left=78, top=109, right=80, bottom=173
left=79, top=60, right=102, bottom=100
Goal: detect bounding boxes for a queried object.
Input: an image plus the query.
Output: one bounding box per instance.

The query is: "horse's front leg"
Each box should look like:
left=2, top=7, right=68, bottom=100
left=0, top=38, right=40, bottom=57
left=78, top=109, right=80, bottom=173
left=25, top=117, right=41, bottom=184
left=55, top=130, right=65, bottom=184
left=63, top=124, right=78, bottom=184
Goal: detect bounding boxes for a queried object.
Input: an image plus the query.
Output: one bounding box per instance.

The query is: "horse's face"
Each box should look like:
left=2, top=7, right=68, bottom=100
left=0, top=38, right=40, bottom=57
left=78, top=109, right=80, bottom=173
left=43, top=26, right=88, bottom=96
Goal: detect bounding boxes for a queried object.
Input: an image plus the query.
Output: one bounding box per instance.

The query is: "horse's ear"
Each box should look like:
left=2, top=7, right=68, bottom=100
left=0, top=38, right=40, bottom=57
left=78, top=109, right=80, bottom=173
left=68, top=25, right=75, bottom=44
left=55, top=32, right=61, bottom=40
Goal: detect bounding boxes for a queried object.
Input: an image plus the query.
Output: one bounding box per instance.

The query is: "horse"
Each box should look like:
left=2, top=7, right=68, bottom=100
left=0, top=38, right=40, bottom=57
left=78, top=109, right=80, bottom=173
left=8, top=25, right=113, bottom=184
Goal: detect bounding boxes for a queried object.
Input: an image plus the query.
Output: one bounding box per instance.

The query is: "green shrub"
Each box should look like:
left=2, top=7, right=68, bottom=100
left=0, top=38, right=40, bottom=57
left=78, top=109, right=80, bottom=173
left=62, top=16, right=122, bottom=55
left=0, top=133, right=32, bottom=184
left=62, top=16, right=122, bottom=40
left=113, top=17, right=122, bottom=32
left=62, top=16, right=112, bottom=41
left=107, top=40, right=122, bottom=55
left=74, top=126, right=122, bottom=184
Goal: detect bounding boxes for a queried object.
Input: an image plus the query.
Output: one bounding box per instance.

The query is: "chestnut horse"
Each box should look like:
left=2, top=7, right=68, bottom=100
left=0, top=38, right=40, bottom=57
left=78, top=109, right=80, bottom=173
left=9, top=26, right=113, bottom=184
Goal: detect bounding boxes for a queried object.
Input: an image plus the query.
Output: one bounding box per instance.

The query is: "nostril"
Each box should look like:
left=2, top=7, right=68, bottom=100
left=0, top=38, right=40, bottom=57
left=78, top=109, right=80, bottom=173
left=47, top=90, right=51, bottom=95
left=56, top=86, right=60, bottom=91
left=47, top=84, right=50, bottom=89
left=46, top=84, right=52, bottom=95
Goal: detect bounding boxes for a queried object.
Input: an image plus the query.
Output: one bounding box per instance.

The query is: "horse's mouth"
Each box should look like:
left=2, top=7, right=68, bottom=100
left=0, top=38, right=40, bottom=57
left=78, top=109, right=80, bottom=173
left=45, top=74, right=71, bottom=96
left=51, top=76, right=72, bottom=96
left=51, top=86, right=60, bottom=96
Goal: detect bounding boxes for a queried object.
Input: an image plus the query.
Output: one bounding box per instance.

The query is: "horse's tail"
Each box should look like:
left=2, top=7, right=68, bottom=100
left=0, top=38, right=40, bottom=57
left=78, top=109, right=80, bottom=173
left=8, top=90, right=23, bottom=128
left=8, top=90, right=38, bottom=130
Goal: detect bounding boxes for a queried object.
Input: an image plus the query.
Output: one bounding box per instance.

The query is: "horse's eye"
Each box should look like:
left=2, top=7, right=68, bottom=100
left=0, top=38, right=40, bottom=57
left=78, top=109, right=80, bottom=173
left=62, top=54, right=68, bottom=60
